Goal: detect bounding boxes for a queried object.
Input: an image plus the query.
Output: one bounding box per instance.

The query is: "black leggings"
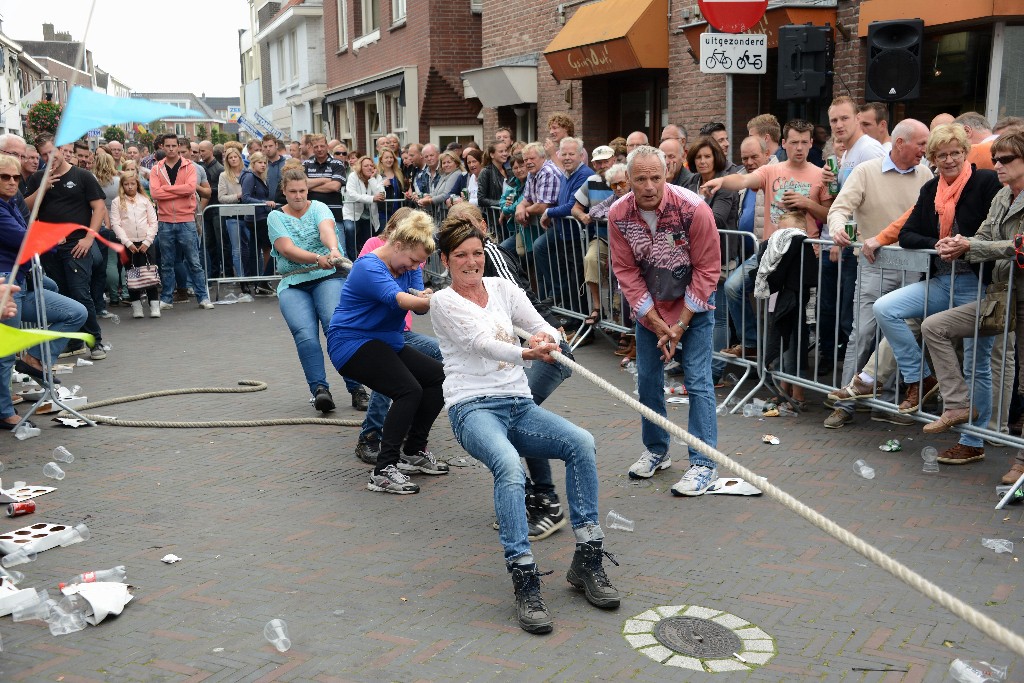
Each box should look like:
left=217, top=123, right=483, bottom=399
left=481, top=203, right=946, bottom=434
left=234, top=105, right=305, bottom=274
left=340, top=340, right=445, bottom=472
left=127, top=244, right=160, bottom=302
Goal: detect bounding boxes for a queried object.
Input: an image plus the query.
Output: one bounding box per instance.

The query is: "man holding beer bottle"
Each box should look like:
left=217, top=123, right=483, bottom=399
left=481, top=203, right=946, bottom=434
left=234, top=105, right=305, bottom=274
left=817, top=97, right=887, bottom=379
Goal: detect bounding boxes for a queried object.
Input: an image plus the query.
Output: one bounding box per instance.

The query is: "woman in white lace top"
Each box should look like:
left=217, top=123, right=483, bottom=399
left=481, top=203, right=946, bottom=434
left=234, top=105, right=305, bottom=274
left=429, top=219, right=620, bottom=635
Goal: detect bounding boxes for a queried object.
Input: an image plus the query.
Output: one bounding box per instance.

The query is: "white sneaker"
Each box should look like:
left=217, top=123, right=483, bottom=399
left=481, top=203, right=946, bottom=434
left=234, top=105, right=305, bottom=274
left=130, top=301, right=144, bottom=318
left=670, top=464, right=718, bottom=497
left=149, top=301, right=161, bottom=318
left=160, top=301, right=174, bottom=310
left=628, top=450, right=671, bottom=479
left=199, top=299, right=215, bottom=310
left=98, top=309, right=114, bottom=319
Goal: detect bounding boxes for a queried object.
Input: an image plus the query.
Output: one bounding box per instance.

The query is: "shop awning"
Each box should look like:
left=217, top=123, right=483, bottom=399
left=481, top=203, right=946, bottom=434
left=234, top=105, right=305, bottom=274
left=543, top=0, right=668, bottom=81
left=461, top=64, right=538, bottom=107
left=682, top=4, right=836, bottom=53
left=858, top=0, right=1019, bottom=33
left=324, top=73, right=404, bottom=105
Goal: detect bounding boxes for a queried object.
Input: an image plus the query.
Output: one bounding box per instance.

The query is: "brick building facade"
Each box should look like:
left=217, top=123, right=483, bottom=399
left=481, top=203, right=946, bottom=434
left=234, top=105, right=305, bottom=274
left=466, top=0, right=1023, bottom=159
left=321, top=0, right=484, bottom=154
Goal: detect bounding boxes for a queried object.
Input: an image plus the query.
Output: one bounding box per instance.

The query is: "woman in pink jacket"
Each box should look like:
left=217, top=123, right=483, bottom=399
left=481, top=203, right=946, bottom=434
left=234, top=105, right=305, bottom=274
left=110, top=170, right=160, bottom=318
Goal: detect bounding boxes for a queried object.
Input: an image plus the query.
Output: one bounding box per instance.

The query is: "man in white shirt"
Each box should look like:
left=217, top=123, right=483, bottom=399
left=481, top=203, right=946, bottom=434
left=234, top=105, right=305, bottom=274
left=857, top=102, right=892, bottom=151
left=818, top=96, right=886, bottom=379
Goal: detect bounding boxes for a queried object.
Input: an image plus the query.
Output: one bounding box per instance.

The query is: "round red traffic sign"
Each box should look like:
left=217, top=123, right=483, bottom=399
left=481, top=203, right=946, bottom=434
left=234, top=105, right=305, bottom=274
left=698, top=0, right=769, bottom=34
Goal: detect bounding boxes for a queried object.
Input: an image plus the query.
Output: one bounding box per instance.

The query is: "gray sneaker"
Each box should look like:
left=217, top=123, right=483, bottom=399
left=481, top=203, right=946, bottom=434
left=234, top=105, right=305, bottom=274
left=823, top=408, right=852, bottom=429
left=871, top=409, right=916, bottom=426
left=89, top=346, right=107, bottom=361
left=398, top=450, right=449, bottom=475
left=367, top=464, right=419, bottom=494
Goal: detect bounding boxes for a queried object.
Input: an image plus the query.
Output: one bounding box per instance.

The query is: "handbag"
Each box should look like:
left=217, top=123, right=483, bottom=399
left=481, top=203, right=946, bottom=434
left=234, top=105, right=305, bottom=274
left=978, top=280, right=1016, bottom=336
left=126, top=256, right=160, bottom=291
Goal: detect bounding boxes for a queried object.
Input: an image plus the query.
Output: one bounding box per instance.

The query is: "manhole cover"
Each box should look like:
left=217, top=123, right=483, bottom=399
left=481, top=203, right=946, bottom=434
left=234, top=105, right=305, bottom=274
left=652, top=616, right=743, bottom=658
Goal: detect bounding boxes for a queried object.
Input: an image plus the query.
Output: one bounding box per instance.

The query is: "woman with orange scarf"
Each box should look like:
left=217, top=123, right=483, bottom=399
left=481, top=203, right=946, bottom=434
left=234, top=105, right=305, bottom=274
left=872, top=124, right=1001, bottom=462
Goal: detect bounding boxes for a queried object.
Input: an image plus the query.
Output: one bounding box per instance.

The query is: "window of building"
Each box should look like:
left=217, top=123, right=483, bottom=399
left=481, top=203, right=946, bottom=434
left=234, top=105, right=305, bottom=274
left=336, top=0, right=349, bottom=48
left=470, top=0, right=482, bottom=13
left=365, top=99, right=383, bottom=147
left=433, top=126, right=483, bottom=150
left=174, top=123, right=187, bottom=136
left=289, top=30, right=299, bottom=81
left=392, top=0, right=406, bottom=23
left=277, top=39, right=286, bottom=83
left=387, top=92, right=406, bottom=144
left=998, top=25, right=1024, bottom=120
left=361, top=0, right=380, bottom=34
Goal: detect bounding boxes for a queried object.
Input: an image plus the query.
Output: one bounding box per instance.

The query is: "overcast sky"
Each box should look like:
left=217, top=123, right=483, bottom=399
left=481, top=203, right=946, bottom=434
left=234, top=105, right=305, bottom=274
left=0, top=0, right=250, bottom=96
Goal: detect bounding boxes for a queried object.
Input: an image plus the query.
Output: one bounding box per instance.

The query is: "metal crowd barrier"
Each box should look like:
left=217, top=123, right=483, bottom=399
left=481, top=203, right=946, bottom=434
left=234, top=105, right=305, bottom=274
left=759, top=237, right=1023, bottom=450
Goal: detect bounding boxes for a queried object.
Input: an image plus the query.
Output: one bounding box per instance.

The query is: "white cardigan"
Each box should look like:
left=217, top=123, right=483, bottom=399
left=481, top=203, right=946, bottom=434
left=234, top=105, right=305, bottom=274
left=430, top=277, right=560, bottom=409
left=342, top=173, right=383, bottom=231
left=110, top=195, right=159, bottom=247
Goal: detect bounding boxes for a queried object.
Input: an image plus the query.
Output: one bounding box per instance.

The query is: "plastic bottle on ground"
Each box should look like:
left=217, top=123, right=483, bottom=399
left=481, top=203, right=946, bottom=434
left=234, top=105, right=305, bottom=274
left=949, top=659, right=1007, bottom=682
left=60, top=565, right=126, bottom=589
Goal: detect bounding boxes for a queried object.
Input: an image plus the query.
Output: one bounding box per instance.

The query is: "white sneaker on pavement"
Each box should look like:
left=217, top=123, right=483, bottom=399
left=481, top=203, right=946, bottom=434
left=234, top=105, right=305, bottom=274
left=628, top=450, right=671, bottom=479
left=670, top=464, right=718, bottom=497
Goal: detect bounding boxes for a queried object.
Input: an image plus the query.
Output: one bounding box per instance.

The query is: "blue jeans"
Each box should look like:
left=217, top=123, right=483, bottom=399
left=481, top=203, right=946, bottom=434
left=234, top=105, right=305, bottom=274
left=817, top=246, right=857, bottom=363
left=712, top=282, right=727, bottom=381
left=635, top=304, right=718, bottom=467
left=224, top=218, right=245, bottom=278
left=874, top=272, right=979, bottom=384
left=874, top=272, right=991, bottom=447
left=341, top=218, right=372, bottom=262
left=530, top=231, right=552, bottom=300
left=449, top=395, right=603, bottom=564
left=723, top=252, right=758, bottom=348
left=158, top=222, right=209, bottom=303
left=0, top=277, right=88, bottom=419
left=278, top=276, right=359, bottom=395
left=362, top=330, right=443, bottom=437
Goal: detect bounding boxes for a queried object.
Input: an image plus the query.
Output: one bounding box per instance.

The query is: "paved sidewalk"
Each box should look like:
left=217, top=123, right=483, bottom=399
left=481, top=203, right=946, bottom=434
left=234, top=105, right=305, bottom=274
left=0, top=297, right=1022, bottom=681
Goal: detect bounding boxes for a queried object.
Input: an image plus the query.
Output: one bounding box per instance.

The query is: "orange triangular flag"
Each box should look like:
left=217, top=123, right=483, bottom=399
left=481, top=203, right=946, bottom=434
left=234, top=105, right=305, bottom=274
left=19, top=222, right=126, bottom=264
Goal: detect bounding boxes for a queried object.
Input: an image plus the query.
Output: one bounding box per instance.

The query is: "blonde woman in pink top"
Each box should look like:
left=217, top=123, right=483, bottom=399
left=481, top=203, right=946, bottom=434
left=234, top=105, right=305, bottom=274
left=110, top=170, right=161, bottom=318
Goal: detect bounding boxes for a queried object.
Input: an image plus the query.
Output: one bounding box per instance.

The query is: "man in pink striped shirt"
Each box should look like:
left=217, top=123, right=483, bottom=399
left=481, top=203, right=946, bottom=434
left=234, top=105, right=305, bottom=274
left=608, top=145, right=722, bottom=496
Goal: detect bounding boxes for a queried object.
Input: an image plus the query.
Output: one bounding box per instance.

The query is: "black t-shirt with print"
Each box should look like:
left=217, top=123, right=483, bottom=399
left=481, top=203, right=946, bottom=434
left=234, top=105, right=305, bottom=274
left=26, top=165, right=105, bottom=238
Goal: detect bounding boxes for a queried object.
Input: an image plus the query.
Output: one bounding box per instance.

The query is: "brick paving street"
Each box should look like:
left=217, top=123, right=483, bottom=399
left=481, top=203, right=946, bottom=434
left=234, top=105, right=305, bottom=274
left=0, top=296, right=1022, bottom=682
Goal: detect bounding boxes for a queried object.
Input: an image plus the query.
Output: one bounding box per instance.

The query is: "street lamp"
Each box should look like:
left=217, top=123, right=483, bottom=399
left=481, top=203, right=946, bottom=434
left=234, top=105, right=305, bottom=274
left=42, top=79, right=54, bottom=102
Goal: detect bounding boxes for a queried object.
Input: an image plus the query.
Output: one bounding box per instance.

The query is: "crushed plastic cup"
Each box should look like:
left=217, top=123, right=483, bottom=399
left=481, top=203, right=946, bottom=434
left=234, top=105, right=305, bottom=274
left=14, top=424, right=40, bottom=440
left=1, top=547, right=38, bottom=567
left=605, top=509, right=634, bottom=532
left=43, top=462, right=66, bottom=480
left=949, top=658, right=1008, bottom=682
left=52, top=446, right=75, bottom=464
left=12, top=589, right=51, bottom=622
left=236, top=293, right=254, bottom=303
left=878, top=439, right=901, bottom=452
left=921, top=446, right=939, bottom=473
left=981, top=538, right=1014, bottom=554
left=223, top=292, right=238, bottom=302
left=0, top=566, right=26, bottom=584
left=76, top=357, right=93, bottom=366
left=742, top=403, right=758, bottom=418
left=264, top=618, right=291, bottom=652
left=853, top=459, right=875, bottom=479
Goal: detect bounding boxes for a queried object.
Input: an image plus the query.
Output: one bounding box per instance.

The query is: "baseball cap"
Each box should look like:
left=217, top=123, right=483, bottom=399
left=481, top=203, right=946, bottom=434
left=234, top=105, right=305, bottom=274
left=592, top=145, right=615, bottom=161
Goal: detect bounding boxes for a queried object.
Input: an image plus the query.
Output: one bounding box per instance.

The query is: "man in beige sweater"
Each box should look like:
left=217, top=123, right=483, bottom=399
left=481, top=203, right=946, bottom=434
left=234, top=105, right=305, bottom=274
left=823, top=118, right=933, bottom=428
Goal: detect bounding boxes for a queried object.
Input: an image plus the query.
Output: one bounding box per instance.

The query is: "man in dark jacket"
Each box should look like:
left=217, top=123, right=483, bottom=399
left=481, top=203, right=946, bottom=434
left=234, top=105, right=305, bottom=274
left=198, top=141, right=225, bottom=278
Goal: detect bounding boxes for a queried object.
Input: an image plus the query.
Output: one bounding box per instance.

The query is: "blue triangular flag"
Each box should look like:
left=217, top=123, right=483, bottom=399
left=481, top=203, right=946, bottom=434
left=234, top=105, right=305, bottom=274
left=55, top=87, right=202, bottom=146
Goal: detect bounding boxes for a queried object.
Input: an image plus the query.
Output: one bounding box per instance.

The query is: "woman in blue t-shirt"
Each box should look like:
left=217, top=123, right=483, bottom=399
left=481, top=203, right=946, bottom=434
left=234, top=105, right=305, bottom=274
left=268, top=168, right=360, bottom=414
left=327, top=210, right=446, bottom=495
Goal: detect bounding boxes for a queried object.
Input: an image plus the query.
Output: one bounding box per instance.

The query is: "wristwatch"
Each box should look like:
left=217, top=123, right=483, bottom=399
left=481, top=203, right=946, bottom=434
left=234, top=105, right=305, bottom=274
left=674, top=320, right=687, bottom=332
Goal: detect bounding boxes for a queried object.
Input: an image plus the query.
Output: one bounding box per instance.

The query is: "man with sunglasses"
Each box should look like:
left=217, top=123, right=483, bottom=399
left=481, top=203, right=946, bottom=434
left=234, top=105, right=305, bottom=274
left=929, top=131, right=1024, bottom=482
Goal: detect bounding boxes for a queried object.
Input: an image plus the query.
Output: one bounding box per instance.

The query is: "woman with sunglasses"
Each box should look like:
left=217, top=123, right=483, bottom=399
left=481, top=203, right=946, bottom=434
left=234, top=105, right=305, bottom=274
left=872, top=124, right=1002, bottom=466
left=0, top=153, right=87, bottom=430
left=926, top=130, right=1024, bottom=482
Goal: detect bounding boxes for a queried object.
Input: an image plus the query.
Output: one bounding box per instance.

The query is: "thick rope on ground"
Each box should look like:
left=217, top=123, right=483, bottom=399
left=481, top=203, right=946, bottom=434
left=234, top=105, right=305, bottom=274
left=517, top=328, right=1024, bottom=658
left=57, top=380, right=363, bottom=428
